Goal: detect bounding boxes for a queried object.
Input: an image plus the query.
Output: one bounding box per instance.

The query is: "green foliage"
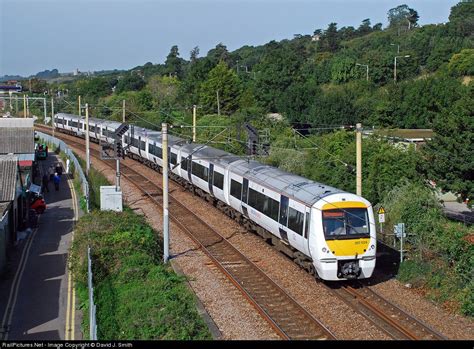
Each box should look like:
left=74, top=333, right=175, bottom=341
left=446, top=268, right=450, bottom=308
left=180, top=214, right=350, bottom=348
left=331, top=56, right=358, bottom=83
left=448, top=49, right=474, bottom=76
left=423, top=89, right=474, bottom=205
left=199, top=61, right=241, bottom=115
left=116, top=73, right=146, bottom=94
left=380, top=182, right=473, bottom=316
left=73, top=77, right=116, bottom=100
left=70, top=210, right=211, bottom=339
left=387, top=4, right=419, bottom=29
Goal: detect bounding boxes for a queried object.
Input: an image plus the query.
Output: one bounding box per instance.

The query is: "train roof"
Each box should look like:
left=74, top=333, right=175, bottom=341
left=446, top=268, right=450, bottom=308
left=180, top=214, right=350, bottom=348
left=55, top=113, right=84, bottom=120
left=179, top=141, right=344, bottom=205
left=186, top=144, right=242, bottom=167
left=234, top=161, right=343, bottom=206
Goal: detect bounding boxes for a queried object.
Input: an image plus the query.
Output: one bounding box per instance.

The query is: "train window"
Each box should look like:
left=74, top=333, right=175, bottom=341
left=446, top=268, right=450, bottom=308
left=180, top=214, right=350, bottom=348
left=213, top=171, right=224, bottom=190
left=140, top=141, right=146, bottom=151
left=288, top=207, right=304, bottom=235
left=230, top=179, right=242, bottom=200
left=181, top=157, right=188, bottom=171
left=192, top=162, right=209, bottom=182
left=248, top=188, right=279, bottom=221
left=150, top=144, right=162, bottom=158
left=125, top=136, right=130, bottom=144
left=170, top=152, right=177, bottom=165
left=132, top=138, right=139, bottom=148
left=304, top=212, right=310, bottom=238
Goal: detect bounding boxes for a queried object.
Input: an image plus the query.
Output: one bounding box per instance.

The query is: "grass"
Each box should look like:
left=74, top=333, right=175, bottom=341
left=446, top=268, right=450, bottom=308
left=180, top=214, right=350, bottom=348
left=70, top=210, right=212, bottom=340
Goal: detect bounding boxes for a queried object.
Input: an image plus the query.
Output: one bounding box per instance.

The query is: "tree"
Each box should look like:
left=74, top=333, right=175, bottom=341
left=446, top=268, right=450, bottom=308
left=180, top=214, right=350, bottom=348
left=424, top=91, right=474, bottom=206
left=330, top=56, right=358, bottom=83
left=387, top=4, right=419, bottom=30
left=164, top=45, right=184, bottom=78
left=448, top=49, right=474, bottom=76
left=207, top=43, right=230, bottom=65
left=199, top=61, right=241, bottom=115
left=323, top=23, right=339, bottom=52
left=116, top=73, right=145, bottom=93
left=190, top=46, right=200, bottom=63
left=147, top=75, right=180, bottom=109
left=357, top=19, right=372, bottom=35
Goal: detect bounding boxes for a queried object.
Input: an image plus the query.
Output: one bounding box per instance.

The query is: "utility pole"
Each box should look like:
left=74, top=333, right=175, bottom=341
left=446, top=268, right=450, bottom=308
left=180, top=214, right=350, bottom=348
left=78, top=95, right=82, bottom=116
left=85, top=103, right=90, bottom=175
left=216, top=90, right=220, bottom=116
left=51, top=97, right=55, bottom=138
left=23, top=95, right=26, bottom=118
left=122, top=99, right=126, bottom=123
left=162, top=123, right=169, bottom=263
left=26, top=95, right=29, bottom=118
left=192, top=104, right=197, bottom=142
left=356, top=123, right=362, bottom=196
left=43, top=98, right=47, bottom=124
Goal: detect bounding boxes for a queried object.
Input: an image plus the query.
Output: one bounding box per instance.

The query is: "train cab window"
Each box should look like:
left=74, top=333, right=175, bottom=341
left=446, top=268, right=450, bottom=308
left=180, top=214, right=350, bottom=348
left=131, top=138, right=139, bottom=148
left=170, top=152, right=177, bottom=165
left=322, top=208, right=369, bottom=239
left=288, top=207, right=304, bottom=235
left=230, top=179, right=242, bottom=200
left=213, top=171, right=224, bottom=190
left=125, top=136, right=130, bottom=144
left=140, top=141, right=146, bottom=151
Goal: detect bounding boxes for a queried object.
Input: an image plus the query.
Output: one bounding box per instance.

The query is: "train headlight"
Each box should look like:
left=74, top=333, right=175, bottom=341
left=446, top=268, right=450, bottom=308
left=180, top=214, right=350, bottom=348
left=322, top=247, right=327, bottom=253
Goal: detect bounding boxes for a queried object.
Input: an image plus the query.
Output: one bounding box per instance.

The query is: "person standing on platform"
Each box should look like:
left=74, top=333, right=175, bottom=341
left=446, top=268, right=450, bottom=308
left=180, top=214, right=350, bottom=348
left=42, top=173, right=49, bottom=193
left=53, top=172, right=60, bottom=191
left=49, top=165, right=54, bottom=181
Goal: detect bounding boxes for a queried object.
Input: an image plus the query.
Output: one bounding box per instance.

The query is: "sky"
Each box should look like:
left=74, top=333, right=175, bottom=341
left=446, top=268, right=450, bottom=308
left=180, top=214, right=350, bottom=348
left=0, top=0, right=460, bottom=77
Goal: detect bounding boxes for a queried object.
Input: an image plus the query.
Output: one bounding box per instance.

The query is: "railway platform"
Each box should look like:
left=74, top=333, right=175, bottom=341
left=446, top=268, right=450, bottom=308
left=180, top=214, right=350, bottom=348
left=0, top=153, right=80, bottom=340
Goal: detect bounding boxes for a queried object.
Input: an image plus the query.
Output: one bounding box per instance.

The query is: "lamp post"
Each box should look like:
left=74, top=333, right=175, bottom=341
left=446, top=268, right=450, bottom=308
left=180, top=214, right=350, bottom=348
left=356, top=63, right=369, bottom=81
left=394, top=55, right=410, bottom=82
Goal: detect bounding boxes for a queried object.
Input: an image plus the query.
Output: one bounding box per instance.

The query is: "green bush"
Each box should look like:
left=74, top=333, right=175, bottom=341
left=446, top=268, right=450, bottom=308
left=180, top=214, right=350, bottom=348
left=381, top=181, right=473, bottom=316
left=70, top=210, right=211, bottom=339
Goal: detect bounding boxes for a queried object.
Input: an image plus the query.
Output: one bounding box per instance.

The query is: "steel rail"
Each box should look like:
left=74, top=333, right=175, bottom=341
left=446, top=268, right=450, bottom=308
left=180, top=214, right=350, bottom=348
left=324, top=282, right=447, bottom=340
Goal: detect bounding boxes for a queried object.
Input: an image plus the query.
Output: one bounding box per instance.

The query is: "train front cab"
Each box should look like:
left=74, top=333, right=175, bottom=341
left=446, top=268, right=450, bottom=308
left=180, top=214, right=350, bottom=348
left=311, top=194, right=376, bottom=281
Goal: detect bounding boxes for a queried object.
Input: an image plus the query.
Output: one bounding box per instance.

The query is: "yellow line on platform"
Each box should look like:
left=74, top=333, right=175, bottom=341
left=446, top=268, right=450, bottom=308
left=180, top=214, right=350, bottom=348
left=66, top=174, right=78, bottom=340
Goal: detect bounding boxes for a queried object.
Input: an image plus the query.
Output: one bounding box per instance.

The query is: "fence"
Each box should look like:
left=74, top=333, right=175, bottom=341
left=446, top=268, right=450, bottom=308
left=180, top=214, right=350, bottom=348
left=36, top=131, right=89, bottom=213
left=87, top=246, right=98, bottom=340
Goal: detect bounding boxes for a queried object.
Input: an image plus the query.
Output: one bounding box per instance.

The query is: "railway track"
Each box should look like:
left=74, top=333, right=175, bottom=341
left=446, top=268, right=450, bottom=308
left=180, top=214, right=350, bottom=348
left=35, top=126, right=335, bottom=340
left=325, top=282, right=447, bottom=340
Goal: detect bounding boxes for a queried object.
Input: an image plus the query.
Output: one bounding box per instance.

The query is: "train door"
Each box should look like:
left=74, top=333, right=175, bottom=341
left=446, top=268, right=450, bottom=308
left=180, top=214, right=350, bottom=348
left=287, top=202, right=307, bottom=252
left=242, top=178, right=249, bottom=217
left=208, top=164, right=214, bottom=196
left=278, top=195, right=289, bottom=243
left=302, top=207, right=311, bottom=256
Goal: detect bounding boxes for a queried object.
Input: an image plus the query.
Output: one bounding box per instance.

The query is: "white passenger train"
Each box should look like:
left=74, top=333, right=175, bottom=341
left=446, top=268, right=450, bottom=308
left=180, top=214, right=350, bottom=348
left=54, top=113, right=376, bottom=281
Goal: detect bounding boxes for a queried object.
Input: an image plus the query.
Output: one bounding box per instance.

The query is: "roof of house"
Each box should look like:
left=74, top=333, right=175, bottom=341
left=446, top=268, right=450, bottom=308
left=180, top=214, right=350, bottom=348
left=0, top=127, right=35, bottom=154
left=0, top=155, right=18, bottom=202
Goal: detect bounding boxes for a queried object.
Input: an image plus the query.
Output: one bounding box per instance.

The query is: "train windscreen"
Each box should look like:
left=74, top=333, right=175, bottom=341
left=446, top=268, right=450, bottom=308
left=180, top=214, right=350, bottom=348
left=322, top=208, right=369, bottom=240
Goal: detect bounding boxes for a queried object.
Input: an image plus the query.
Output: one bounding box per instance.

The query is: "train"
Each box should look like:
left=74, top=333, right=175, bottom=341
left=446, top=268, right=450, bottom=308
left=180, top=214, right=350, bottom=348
left=53, top=112, right=377, bottom=281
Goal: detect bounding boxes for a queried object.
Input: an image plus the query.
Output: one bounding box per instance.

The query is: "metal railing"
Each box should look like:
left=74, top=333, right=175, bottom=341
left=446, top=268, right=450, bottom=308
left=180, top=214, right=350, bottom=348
left=36, top=131, right=89, bottom=213
left=88, top=246, right=98, bottom=340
